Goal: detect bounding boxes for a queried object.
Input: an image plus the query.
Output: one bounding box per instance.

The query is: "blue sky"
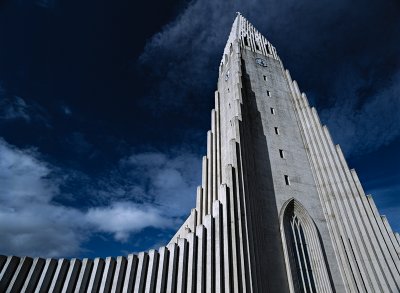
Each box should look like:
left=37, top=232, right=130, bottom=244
left=0, top=0, right=399, bottom=258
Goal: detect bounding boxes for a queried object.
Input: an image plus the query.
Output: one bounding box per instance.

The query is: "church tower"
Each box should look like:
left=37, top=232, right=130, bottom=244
left=1, top=13, right=399, bottom=293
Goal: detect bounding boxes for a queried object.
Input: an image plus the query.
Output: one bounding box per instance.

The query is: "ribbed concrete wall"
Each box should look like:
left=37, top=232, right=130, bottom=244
left=285, top=70, right=400, bottom=292
left=1, top=13, right=398, bottom=293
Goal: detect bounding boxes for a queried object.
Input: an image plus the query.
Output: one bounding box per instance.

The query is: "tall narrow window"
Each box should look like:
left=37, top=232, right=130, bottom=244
left=281, top=199, right=333, bottom=292
left=271, top=107, right=275, bottom=115
left=244, top=36, right=249, bottom=47
left=279, top=149, right=285, bottom=158
left=284, top=175, right=290, bottom=185
left=263, top=75, right=267, bottom=81
left=267, top=90, right=271, bottom=97
left=274, top=127, right=280, bottom=135
left=289, top=216, right=316, bottom=292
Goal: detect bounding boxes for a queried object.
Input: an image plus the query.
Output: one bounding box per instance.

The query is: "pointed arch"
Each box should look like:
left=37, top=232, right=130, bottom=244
left=280, top=198, right=333, bottom=293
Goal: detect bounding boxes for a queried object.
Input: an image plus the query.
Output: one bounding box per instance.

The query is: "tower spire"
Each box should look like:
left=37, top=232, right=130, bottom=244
left=221, top=13, right=278, bottom=68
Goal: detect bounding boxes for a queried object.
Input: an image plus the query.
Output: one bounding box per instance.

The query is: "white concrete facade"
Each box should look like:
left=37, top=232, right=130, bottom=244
left=1, top=13, right=399, bottom=293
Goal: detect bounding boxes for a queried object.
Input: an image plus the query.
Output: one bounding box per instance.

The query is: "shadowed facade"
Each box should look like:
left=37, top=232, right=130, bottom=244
left=1, top=13, right=400, bottom=293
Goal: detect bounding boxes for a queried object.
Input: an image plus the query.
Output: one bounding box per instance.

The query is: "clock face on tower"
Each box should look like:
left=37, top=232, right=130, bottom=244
left=255, top=57, right=267, bottom=67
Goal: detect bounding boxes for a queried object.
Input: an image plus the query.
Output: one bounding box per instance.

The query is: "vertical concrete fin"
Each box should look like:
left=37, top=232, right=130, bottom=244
left=144, top=250, right=159, bottom=293
left=202, top=156, right=208, bottom=215
left=111, top=256, right=127, bottom=293
left=205, top=215, right=215, bottom=292
left=166, top=243, right=179, bottom=293
left=381, top=216, right=400, bottom=260
left=34, top=258, right=57, bottom=293
left=61, top=258, right=81, bottom=293
left=207, top=130, right=214, bottom=214
left=0, top=256, right=20, bottom=291
left=326, top=130, right=387, bottom=290
left=213, top=200, right=224, bottom=293
left=186, top=233, right=197, bottom=293
left=225, top=164, right=240, bottom=292
left=212, top=109, right=218, bottom=203
left=155, top=247, right=168, bottom=293
left=292, top=85, right=359, bottom=291
left=191, top=208, right=198, bottom=232
left=134, top=252, right=149, bottom=293
left=395, top=233, right=400, bottom=249
left=5, top=256, right=33, bottom=293
left=229, top=139, right=248, bottom=292
left=87, top=258, right=105, bottom=293
left=196, top=186, right=204, bottom=225
left=74, top=258, right=93, bottom=293
left=99, top=257, right=116, bottom=293
left=215, top=91, right=222, bottom=188
left=122, top=254, right=138, bottom=293
left=21, top=257, right=45, bottom=293
left=196, top=225, right=206, bottom=293
left=176, top=238, right=188, bottom=293
left=48, top=258, right=69, bottom=292
left=309, top=106, right=370, bottom=290
left=367, top=196, right=400, bottom=269
left=219, top=184, right=232, bottom=293
left=0, top=256, right=6, bottom=273
left=301, top=92, right=310, bottom=107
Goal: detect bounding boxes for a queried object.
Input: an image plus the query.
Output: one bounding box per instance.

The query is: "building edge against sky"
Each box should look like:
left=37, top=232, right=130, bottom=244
left=1, top=13, right=399, bottom=292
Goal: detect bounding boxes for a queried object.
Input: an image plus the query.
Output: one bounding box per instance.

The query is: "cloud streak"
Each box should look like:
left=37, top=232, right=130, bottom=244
left=139, top=0, right=400, bottom=156
left=86, top=202, right=176, bottom=242
left=321, top=71, right=400, bottom=155
left=0, top=83, right=50, bottom=126
left=0, top=138, right=200, bottom=257
left=0, top=138, right=86, bottom=257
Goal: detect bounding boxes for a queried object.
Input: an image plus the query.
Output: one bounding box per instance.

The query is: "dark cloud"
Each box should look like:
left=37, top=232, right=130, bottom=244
left=139, top=0, right=400, bottom=156
left=0, top=138, right=200, bottom=257
left=0, top=83, right=50, bottom=125
left=320, top=71, right=400, bottom=155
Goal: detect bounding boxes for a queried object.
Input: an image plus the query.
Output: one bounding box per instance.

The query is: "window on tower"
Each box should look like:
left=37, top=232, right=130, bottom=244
left=244, top=36, right=249, bottom=47
left=271, top=107, right=275, bottom=115
left=288, top=215, right=316, bottom=291
left=263, top=75, right=267, bottom=81
left=274, top=127, right=280, bottom=135
left=265, top=43, right=271, bottom=55
left=281, top=199, right=326, bottom=292
left=279, top=149, right=285, bottom=158
left=284, top=175, right=290, bottom=185
left=267, top=90, right=271, bottom=97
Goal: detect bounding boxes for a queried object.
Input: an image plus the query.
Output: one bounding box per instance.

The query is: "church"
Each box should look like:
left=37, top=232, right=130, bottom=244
left=1, top=13, right=399, bottom=293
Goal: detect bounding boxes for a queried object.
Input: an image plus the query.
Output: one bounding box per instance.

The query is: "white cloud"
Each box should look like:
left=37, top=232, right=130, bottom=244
left=0, top=138, right=200, bottom=257
left=0, top=204, right=86, bottom=258
left=0, top=138, right=86, bottom=257
left=124, top=152, right=200, bottom=215
left=86, top=202, right=176, bottom=242
left=0, top=140, right=56, bottom=206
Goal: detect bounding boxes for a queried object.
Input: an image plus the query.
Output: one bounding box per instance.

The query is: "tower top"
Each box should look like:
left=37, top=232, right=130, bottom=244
left=220, top=13, right=279, bottom=66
